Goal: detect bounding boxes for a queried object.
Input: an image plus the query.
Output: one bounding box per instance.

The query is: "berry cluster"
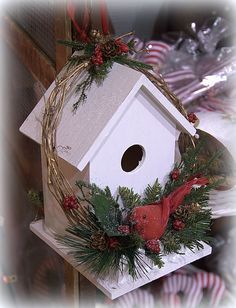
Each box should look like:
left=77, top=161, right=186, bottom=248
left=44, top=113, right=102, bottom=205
left=91, top=45, right=103, bottom=65
left=115, top=39, right=129, bottom=53
left=63, top=196, right=78, bottom=210
left=117, top=225, right=130, bottom=234
left=171, top=169, right=180, bottom=180
left=108, top=237, right=120, bottom=249
left=145, top=239, right=160, bottom=254
left=173, top=219, right=185, bottom=231
left=187, top=112, right=198, bottom=124
left=91, top=39, right=129, bottom=66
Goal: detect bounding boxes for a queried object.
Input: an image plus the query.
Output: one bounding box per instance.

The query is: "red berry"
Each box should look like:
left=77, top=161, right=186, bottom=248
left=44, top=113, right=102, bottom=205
left=117, top=225, right=130, bottom=234
left=145, top=240, right=160, bottom=253
left=173, top=219, right=185, bottom=231
left=115, top=39, right=129, bottom=54
left=119, top=44, right=129, bottom=53
left=108, top=237, right=120, bottom=249
left=188, top=112, right=198, bottom=123
left=171, top=169, right=180, bottom=180
left=63, top=195, right=78, bottom=210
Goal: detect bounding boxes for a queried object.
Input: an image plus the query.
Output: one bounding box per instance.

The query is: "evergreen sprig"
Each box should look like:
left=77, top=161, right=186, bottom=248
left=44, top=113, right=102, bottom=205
left=142, top=179, right=162, bottom=204
left=57, top=40, right=86, bottom=51
left=114, top=56, right=152, bottom=71
left=118, top=186, right=142, bottom=208
left=73, top=74, right=94, bottom=111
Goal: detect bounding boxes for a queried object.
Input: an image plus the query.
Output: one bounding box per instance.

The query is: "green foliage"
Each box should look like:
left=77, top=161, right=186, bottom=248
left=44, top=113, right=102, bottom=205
left=73, top=74, right=93, bottom=111
left=145, top=251, right=165, bottom=268
left=92, top=194, right=121, bottom=236
left=27, top=190, right=43, bottom=207
left=118, top=186, right=141, bottom=208
left=90, top=59, right=114, bottom=83
left=57, top=40, right=86, bottom=51
left=161, top=203, right=212, bottom=255
left=142, top=179, right=162, bottom=204
left=114, top=56, right=152, bottom=71
left=127, top=38, right=135, bottom=48
left=162, top=142, right=222, bottom=197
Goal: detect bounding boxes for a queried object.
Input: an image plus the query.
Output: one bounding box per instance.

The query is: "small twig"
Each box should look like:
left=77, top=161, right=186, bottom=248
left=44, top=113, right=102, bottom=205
left=116, top=31, right=134, bottom=40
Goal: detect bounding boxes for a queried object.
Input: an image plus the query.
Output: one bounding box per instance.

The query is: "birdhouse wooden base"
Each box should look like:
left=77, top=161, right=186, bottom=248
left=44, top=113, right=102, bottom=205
left=30, top=219, right=212, bottom=300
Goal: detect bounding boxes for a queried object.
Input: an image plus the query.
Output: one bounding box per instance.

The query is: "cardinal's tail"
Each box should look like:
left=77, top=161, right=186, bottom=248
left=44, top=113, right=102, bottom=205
left=168, top=177, right=209, bottom=214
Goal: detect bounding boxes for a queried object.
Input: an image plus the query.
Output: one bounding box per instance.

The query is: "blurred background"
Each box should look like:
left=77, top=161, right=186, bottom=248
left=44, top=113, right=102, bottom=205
left=1, top=0, right=236, bottom=307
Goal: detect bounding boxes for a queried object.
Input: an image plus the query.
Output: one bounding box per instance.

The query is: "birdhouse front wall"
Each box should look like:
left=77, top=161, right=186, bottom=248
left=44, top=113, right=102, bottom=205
left=88, top=86, right=177, bottom=196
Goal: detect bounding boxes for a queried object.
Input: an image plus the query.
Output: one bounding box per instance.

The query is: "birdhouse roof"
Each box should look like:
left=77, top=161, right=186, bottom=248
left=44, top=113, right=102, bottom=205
left=20, top=63, right=196, bottom=171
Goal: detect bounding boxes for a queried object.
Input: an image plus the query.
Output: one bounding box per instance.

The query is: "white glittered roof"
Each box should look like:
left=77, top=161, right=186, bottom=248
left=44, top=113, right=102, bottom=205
left=20, top=63, right=195, bottom=171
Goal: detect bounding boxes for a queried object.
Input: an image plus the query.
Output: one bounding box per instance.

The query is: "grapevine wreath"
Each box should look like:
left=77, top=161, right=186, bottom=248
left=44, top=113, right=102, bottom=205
left=41, top=24, right=223, bottom=278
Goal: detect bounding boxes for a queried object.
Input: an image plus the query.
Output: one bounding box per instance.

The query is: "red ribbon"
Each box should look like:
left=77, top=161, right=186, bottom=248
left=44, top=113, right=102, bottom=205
left=99, top=0, right=109, bottom=35
left=67, top=0, right=109, bottom=42
left=67, top=0, right=90, bottom=42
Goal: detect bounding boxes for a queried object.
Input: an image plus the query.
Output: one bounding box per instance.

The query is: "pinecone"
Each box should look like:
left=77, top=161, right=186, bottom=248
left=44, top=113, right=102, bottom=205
left=89, top=29, right=103, bottom=43
left=101, top=40, right=120, bottom=58
left=189, top=203, right=201, bottom=214
left=90, top=231, right=107, bottom=251
left=173, top=205, right=189, bottom=220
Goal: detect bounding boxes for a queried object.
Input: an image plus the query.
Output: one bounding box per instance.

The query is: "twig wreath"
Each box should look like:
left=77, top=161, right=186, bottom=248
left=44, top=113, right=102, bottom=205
left=42, top=31, right=216, bottom=278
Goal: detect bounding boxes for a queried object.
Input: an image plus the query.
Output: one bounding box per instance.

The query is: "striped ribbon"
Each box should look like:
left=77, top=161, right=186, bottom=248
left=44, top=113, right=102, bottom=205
left=162, top=271, right=225, bottom=308
left=115, top=288, right=155, bottom=308
left=143, top=40, right=172, bottom=70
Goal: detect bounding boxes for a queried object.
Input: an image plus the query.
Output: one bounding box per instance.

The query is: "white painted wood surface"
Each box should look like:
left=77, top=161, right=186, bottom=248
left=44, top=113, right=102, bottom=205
left=30, top=219, right=212, bottom=300
left=89, top=87, right=177, bottom=195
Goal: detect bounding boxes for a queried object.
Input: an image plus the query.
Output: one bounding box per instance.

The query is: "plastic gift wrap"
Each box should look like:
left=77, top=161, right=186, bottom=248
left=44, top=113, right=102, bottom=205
left=160, top=17, right=236, bottom=105
left=130, top=17, right=236, bottom=106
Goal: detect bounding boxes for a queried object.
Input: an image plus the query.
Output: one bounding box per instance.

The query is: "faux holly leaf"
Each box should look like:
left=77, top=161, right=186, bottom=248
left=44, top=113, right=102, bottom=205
left=92, top=194, right=121, bottom=236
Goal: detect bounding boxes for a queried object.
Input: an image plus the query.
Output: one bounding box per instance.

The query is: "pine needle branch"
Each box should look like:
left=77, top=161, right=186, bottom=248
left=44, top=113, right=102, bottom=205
left=57, top=40, right=86, bottom=50
left=118, top=187, right=142, bottom=208
left=142, top=179, right=162, bottom=204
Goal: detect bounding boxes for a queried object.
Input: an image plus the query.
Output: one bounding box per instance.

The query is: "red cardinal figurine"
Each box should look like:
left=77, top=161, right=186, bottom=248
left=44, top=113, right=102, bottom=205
left=130, top=177, right=208, bottom=241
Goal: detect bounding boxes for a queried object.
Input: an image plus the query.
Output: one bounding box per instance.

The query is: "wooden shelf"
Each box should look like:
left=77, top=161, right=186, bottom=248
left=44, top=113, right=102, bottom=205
left=30, top=220, right=212, bottom=300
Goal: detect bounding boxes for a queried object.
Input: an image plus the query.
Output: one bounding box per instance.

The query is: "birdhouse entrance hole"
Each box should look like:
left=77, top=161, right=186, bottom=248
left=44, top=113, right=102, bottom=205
left=121, top=144, right=145, bottom=172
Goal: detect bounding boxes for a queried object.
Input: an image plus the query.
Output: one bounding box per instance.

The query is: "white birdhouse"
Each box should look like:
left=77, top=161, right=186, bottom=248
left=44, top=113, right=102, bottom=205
left=20, top=63, right=196, bottom=234
left=20, top=63, right=213, bottom=300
